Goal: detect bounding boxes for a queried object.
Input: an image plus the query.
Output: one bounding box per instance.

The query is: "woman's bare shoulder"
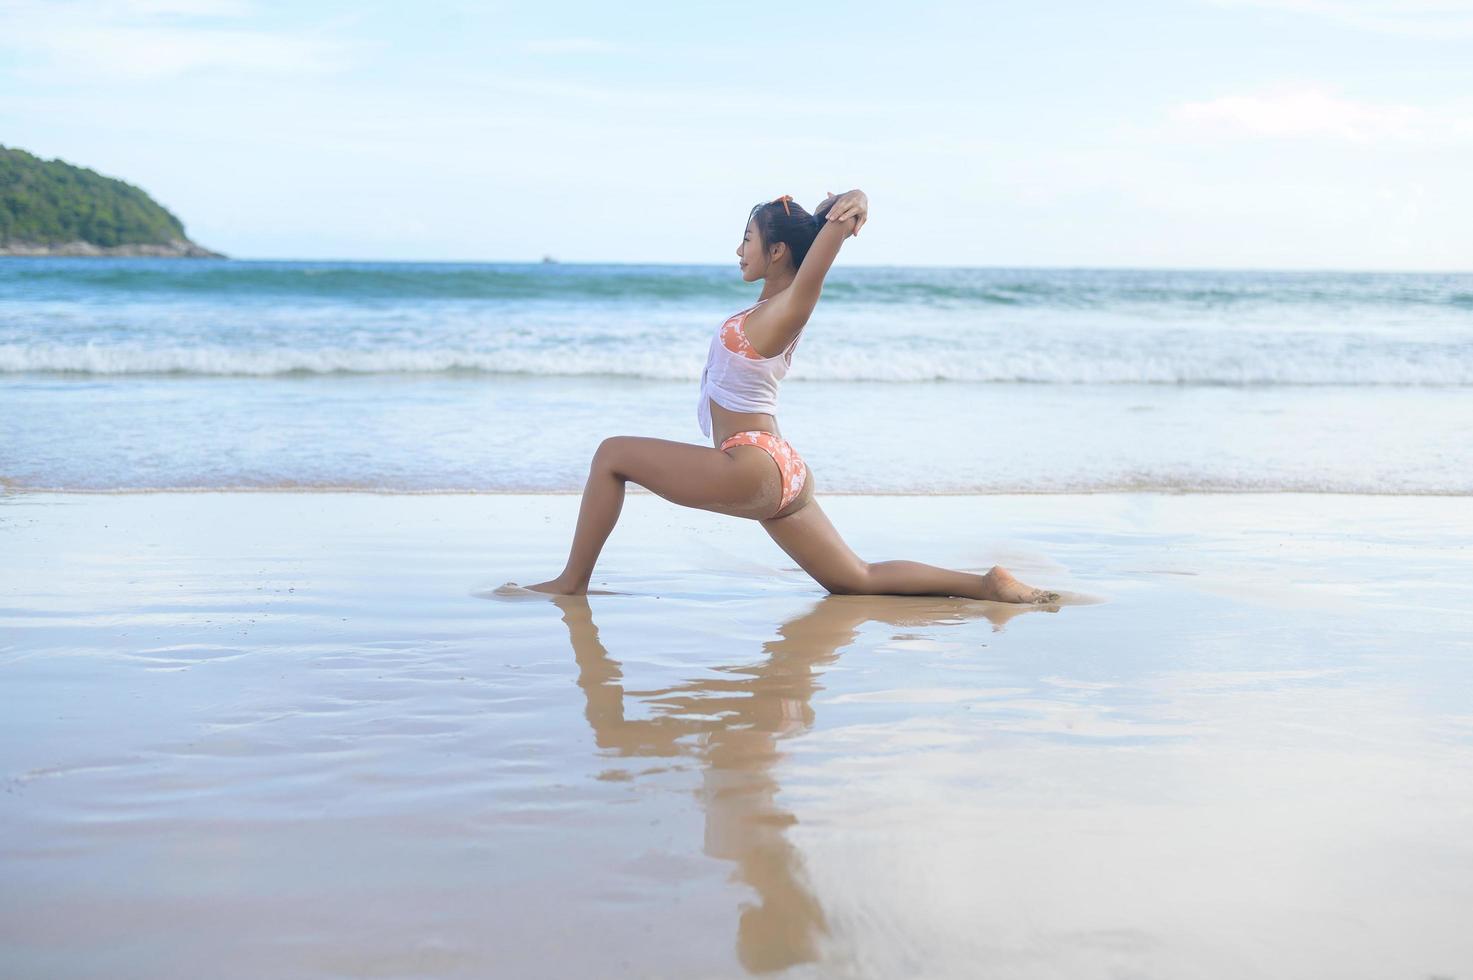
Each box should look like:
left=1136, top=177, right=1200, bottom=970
left=741, top=290, right=806, bottom=357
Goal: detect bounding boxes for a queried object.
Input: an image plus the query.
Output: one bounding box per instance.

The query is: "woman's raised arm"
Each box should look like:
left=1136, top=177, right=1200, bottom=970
left=778, top=189, right=867, bottom=325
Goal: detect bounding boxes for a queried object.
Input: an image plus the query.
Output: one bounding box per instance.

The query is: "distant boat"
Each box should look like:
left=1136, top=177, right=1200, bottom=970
left=541, top=255, right=558, bottom=264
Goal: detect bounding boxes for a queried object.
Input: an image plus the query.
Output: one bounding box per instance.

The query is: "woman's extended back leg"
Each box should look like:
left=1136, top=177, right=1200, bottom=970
left=761, top=499, right=1057, bottom=603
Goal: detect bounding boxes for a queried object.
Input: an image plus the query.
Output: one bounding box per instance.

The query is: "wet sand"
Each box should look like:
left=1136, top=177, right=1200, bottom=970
left=2, top=491, right=1471, bottom=979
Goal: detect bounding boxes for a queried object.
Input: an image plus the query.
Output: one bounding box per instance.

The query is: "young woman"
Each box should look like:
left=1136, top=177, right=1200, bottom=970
left=526, top=190, right=1056, bottom=603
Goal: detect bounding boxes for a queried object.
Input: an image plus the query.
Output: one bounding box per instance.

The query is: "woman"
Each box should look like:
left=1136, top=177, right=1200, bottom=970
left=526, top=190, right=1056, bottom=603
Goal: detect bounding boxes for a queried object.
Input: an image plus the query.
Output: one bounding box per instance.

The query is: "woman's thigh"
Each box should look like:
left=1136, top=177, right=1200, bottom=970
left=597, top=435, right=779, bottom=519
left=760, top=497, right=869, bottom=594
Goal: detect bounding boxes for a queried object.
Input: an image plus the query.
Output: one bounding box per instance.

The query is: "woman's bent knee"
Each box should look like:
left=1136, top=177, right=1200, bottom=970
left=822, top=563, right=871, bottom=595
left=593, top=436, right=633, bottom=477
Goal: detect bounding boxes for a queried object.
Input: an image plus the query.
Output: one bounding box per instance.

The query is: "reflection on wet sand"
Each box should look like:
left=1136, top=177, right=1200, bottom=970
left=550, top=593, right=1056, bottom=974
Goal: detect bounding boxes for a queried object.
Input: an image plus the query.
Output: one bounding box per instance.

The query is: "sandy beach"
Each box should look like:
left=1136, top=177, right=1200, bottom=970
left=2, top=489, right=1470, bottom=978
left=6, top=2, right=1472, bottom=975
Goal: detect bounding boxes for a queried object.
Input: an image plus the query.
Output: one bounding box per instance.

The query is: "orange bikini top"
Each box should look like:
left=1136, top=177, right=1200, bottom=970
left=719, top=299, right=797, bottom=361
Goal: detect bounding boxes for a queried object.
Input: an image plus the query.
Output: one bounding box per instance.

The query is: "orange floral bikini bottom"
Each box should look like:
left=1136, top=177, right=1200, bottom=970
left=719, top=430, right=807, bottom=518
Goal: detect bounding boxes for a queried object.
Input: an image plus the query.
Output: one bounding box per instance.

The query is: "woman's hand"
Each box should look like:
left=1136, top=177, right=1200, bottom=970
left=821, top=188, right=867, bottom=237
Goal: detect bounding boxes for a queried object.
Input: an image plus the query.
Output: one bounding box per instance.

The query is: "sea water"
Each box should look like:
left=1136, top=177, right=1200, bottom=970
left=2, top=260, right=1470, bottom=493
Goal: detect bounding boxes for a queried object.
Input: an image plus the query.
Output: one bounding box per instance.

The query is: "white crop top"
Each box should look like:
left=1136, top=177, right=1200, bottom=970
left=695, top=299, right=801, bottom=438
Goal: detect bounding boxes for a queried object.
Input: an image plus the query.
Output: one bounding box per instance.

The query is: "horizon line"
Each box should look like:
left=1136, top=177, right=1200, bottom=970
left=51, top=256, right=1472, bottom=275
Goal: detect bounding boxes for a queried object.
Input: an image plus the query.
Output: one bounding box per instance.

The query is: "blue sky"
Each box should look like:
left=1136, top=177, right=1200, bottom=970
left=2, top=0, right=1471, bottom=268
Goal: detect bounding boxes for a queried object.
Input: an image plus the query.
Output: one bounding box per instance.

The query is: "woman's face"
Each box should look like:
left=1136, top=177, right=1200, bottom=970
left=736, top=219, right=763, bottom=282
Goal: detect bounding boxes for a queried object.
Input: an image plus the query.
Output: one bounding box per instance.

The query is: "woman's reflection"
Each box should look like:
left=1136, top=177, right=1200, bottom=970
left=550, top=593, right=1051, bottom=974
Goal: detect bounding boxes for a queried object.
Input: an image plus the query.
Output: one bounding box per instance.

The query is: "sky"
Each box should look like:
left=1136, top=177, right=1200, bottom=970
left=1, top=0, right=1471, bottom=268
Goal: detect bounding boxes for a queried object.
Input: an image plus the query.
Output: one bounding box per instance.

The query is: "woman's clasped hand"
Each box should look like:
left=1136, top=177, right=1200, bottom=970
left=817, top=189, right=868, bottom=236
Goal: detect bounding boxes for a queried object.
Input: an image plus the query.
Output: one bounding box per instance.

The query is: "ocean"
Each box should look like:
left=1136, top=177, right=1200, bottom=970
left=2, top=259, right=1470, bottom=493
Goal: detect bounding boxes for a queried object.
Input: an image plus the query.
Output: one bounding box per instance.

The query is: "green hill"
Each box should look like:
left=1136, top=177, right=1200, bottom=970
left=0, top=145, right=221, bottom=257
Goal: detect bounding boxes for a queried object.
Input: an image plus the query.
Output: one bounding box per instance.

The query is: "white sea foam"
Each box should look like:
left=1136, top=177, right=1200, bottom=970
left=3, top=342, right=1469, bottom=385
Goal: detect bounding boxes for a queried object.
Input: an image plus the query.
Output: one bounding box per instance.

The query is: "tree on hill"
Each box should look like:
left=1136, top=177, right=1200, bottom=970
left=0, top=145, right=216, bottom=254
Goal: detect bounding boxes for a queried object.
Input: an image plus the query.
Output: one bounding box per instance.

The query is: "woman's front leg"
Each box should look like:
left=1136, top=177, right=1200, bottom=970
left=526, top=445, right=630, bottom=595
left=525, top=436, right=762, bottom=595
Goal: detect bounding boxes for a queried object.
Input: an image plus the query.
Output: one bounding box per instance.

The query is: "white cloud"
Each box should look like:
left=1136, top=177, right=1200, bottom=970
left=1171, top=86, right=1473, bottom=144
left=522, top=37, right=620, bottom=55
left=0, top=0, right=358, bottom=80
left=109, top=0, right=255, bottom=14
left=44, top=26, right=353, bottom=79
left=1209, top=0, right=1473, bottom=38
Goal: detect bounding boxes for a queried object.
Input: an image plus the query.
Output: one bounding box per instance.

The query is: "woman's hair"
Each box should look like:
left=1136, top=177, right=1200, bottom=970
left=748, top=195, right=836, bottom=270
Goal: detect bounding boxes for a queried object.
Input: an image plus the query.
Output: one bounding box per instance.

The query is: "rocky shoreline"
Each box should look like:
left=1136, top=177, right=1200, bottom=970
left=0, top=239, right=224, bottom=258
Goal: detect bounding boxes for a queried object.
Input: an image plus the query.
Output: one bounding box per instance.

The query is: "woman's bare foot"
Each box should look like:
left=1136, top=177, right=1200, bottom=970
left=525, top=577, right=588, bottom=596
left=979, top=565, right=1059, bottom=604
